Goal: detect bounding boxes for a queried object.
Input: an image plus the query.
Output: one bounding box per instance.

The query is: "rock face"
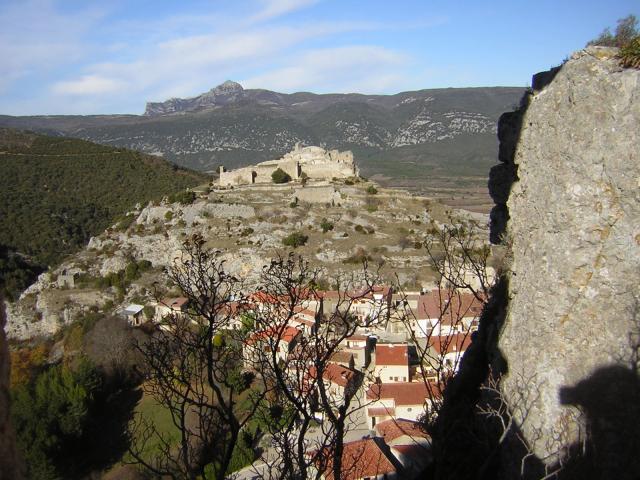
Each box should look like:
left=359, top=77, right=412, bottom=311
left=144, top=80, right=245, bottom=115
left=498, top=47, right=640, bottom=475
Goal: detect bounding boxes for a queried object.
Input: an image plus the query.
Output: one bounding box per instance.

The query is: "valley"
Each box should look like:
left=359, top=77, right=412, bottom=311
left=0, top=83, right=524, bottom=207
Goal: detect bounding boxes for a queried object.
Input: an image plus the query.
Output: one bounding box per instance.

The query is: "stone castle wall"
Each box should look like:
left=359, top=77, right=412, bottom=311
left=219, top=145, right=357, bottom=187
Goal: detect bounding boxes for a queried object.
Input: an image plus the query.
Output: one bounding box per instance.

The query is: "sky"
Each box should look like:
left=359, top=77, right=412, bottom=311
left=1, top=0, right=638, bottom=115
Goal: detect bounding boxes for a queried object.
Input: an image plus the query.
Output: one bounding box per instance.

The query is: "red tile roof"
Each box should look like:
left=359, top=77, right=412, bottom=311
left=391, top=443, right=430, bottom=457
left=293, top=307, right=318, bottom=317
left=345, top=334, right=369, bottom=341
left=375, top=343, right=409, bottom=366
left=430, top=333, right=472, bottom=355
left=247, top=326, right=301, bottom=345
left=368, top=406, right=396, bottom=417
left=328, top=351, right=354, bottom=365
left=374, top=418, right=430, bottom=443
left=367, top=381, right=441, bottom=405
left=416, top=289, right=484, bottom=321
left=320, top=438, right=397, bottom=480
left=309, top=363, right=358, bottom=388
left=291, top=315, right=315, bottom=327
left=160, top=297, right=189, bottom=309
left=249, top=291, right=280, bottom=304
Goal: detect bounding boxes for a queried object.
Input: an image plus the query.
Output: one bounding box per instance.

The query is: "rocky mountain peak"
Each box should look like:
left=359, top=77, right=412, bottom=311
left=211, top=80, right=243, bottom=94
left=145, top=81, right=245, bottom=116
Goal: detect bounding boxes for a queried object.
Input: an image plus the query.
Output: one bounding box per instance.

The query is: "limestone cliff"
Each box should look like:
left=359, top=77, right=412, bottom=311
left=488, top=47, right=640, bottom=478
left=434, top=47, right=639, bottom=480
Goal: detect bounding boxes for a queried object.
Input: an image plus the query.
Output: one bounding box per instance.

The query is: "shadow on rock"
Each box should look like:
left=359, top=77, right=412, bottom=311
left=555, top=365, right=640, bottom=480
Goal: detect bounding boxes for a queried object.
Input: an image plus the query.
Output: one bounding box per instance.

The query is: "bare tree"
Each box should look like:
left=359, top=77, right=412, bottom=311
left=245, top=255, right=386, bottom=480
left=128, top=234, right=267, bottom=480
left=393, top=220, right=491, bottom=432
left=128, top=238, right=387, bottom=480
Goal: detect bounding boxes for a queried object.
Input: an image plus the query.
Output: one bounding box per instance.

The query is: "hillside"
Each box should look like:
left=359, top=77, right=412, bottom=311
left=5, top=169, right=490, bottom=340
left=0, top=129, right=207, bottom=299
left=0, top=85, right=524, bottom=204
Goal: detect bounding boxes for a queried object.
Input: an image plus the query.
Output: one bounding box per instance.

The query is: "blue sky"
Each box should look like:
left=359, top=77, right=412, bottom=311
left=1, top=0, right=638, bottom=115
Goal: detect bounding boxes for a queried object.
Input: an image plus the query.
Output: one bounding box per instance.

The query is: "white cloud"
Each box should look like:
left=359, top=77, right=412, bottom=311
left=52, top=75, right=125, bottom=96
left=0, top=0, right=430, bottom=114
left=50, top=22, right=370, bottom=105
left=250, top=0, right=320, bottom=23
left=242, top=45, right=410, bottom=93
left=0, top=0, right=105, bottom=94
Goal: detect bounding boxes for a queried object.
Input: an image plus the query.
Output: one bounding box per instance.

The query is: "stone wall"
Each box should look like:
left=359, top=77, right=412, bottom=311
left=219, top=166, right=255, bottom=186
left=496, top=47, right=640, bottom=476
left=219, top=145, right=357, bottom=187
left=292, top=186, right=342, bottom=205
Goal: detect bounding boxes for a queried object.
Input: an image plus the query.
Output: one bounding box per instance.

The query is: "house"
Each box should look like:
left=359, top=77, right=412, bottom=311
left=427, top=333, right=473, bottom=375
left=413, top=290, right=483, bottom=338
left=290, top=307, right=318, bottom=335
left=316, top=437, right=399, bottom=480
left=310, top=363, right=360, bottom=406
left=374, top=419, right=431, bottom=477
left=328, top=350, right=356, bottom=370
left=373, top=344, right=410, bottom=383
left=387, top=292, right=421, bottom=334
left=121, top=304, right=145, bottom=326
left=244, top=326, right=302, bottom=368
left=349, top=285, right=393, bottom=326
left=365, top=382, right=441, bottom=430
left=153, top=297, right=189, bottom=323
left=340, top=334, right=374, bottom=369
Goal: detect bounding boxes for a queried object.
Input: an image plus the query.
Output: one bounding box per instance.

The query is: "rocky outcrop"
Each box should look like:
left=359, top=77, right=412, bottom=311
left=495, top=47, right=640, bottom=477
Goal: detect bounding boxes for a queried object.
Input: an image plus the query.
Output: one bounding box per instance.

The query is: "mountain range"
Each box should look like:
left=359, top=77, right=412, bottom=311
left=0, top=82, right=524, bottom=195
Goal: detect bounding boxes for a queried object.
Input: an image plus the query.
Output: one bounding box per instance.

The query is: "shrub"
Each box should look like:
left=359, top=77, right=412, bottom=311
left=320, top=218, right=334, bottom=233
left=282, top=231, right=308, bottom=248
left=343, top=247, right=372, bottom=264
left=588, top=14, right=638, bottom=47
left=164, top=210, right=174, bottom=221
left=620, top=36, right=640, bottom=68
left=115, top=214, right=136, bottom=232
left=271, top=168, right=291, bottom=184
left=143, top=305, right=155, bottom=320
left=168, top=190, right=196, bottom=205
left=366, top=185, right=378, bottom=195
left=240, top=227, right=254, bottom=237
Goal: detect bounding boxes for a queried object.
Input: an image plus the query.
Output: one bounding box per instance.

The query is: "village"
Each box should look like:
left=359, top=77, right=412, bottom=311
left=119, top=280, right=484, bottom=480
left=6, top=144, right=493, bottom=479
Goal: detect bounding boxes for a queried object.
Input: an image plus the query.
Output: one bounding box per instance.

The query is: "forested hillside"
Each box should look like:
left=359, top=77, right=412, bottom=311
left=0, top=129, right=207, bottom=299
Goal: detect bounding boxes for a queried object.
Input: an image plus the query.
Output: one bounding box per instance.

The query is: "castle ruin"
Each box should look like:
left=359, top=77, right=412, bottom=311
left=219, top=144, right=358, bottom=187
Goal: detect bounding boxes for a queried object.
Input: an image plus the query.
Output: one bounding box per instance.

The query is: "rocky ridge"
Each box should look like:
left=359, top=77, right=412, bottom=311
left=4, top=176, right=489, bottom=341
left=0, top=85, right=523, bottom=194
